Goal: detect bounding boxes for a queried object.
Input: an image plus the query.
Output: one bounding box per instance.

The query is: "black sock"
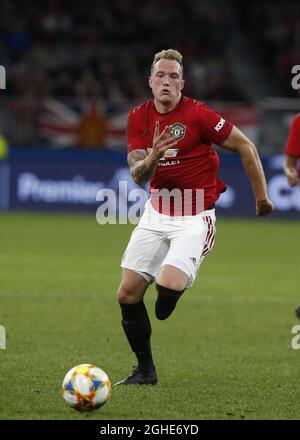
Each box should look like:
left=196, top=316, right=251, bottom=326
left=120, top=300, right=155, bottom=372
left=155, top=284, right=185, bottom=320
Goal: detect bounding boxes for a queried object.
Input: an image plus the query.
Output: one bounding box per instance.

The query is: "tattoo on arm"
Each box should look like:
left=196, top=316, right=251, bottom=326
left=128, top=149, right=159, bottom=186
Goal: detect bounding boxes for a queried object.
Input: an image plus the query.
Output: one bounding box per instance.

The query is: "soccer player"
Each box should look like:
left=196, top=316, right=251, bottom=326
left=115, top=49, right=274, bottom=385
left=283, top=114, right=300, bottom=187
left=283, top=114, right=300, bottom=319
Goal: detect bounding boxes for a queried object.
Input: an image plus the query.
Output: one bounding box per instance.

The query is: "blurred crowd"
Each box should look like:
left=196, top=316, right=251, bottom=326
left=235, top=0, right=300, bottom=97
left=0, top=0, right=247, bottom=103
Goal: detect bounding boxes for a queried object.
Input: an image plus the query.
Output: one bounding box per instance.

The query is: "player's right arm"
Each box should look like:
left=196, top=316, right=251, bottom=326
left=128, top=122, right=177, bottom=186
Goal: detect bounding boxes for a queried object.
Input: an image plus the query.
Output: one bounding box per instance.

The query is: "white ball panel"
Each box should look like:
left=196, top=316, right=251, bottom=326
left=93, top=385, right=110, bottom=406
left=89, top=367, right=108, bottom=381
left=73, top=374, right=91, bottom=395
left=63, top=391, right=78, bottom=407
left=62, top=366, right=77, bottom=386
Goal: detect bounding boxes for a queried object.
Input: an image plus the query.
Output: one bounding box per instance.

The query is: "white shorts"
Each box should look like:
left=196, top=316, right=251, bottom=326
left=121, top=199, right=216, bottom=288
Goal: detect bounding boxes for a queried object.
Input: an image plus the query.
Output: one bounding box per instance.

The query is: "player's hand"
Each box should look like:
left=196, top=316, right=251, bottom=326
left=285, top=168, right=299, bottom=187
left=256, top=197, right=274, bottom=217
left=150, top=121, right=177, bottom=161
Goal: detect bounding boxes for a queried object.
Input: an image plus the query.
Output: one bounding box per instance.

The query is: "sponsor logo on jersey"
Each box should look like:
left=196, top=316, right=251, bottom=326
left=170, top=123, right=186, bottom=140
left=147, top=148, right=179, bottom=159
left=158, top=160, right=180, bottom=167
left=214, top=117, right=226, bottom=132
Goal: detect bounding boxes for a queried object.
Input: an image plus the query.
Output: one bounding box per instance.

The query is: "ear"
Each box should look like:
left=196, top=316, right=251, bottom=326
left=148, top=75, right=152, bottom=88
left=181, top=79, right=185, bottom=90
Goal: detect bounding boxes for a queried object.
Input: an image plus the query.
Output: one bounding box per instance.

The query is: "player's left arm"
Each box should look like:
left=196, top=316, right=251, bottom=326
left=284, top=155, right=299, bottom=187
left=221, top=125, right=274, bottom=217
left=283, top=115, right=300, bottom=187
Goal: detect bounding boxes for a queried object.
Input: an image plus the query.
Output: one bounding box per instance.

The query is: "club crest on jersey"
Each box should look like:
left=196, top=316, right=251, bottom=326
left=170, top=123, right=186, bottom=140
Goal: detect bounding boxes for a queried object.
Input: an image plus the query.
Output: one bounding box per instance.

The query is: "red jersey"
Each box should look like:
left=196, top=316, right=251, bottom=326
left=284, top=114, right=300, bottom=158
left=127, top=96, right=233, bottom=215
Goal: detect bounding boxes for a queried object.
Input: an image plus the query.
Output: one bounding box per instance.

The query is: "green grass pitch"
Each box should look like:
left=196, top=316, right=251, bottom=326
left=0, top=212, right=300, bottom=420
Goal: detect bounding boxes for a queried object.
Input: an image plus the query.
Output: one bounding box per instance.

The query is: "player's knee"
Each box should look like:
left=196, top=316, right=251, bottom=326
left=117, top=284, right=131, bottom=304
left=156, top=279, right=187, bottom=292
left=155, top=282, right=185, bottom=299
left=155, top=283, right=185, bottom=320
left=117, top=283, right=141, bottom=305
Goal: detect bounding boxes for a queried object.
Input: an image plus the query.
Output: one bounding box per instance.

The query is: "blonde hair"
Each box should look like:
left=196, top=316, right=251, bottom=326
left=151, top=49, right=184, bottom=75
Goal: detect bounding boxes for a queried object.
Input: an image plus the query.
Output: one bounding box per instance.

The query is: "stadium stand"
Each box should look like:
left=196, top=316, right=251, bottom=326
left=0, top=0, right=299, bottom=153
left=1, top=0, right=246, bottom=102
left=232, top=0, right=300, bottom=98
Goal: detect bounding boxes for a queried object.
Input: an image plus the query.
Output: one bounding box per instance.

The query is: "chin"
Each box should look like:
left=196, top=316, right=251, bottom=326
left=158, top=95, right=173, bottom=105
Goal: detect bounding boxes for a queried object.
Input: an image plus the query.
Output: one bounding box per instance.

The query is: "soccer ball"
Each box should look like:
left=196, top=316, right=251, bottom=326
left=61, top=364, right=111, bottom=411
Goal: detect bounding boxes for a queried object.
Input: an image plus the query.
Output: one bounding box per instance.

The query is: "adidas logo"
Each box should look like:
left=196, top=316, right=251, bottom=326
left=189, top=257, right=197, bottom=265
